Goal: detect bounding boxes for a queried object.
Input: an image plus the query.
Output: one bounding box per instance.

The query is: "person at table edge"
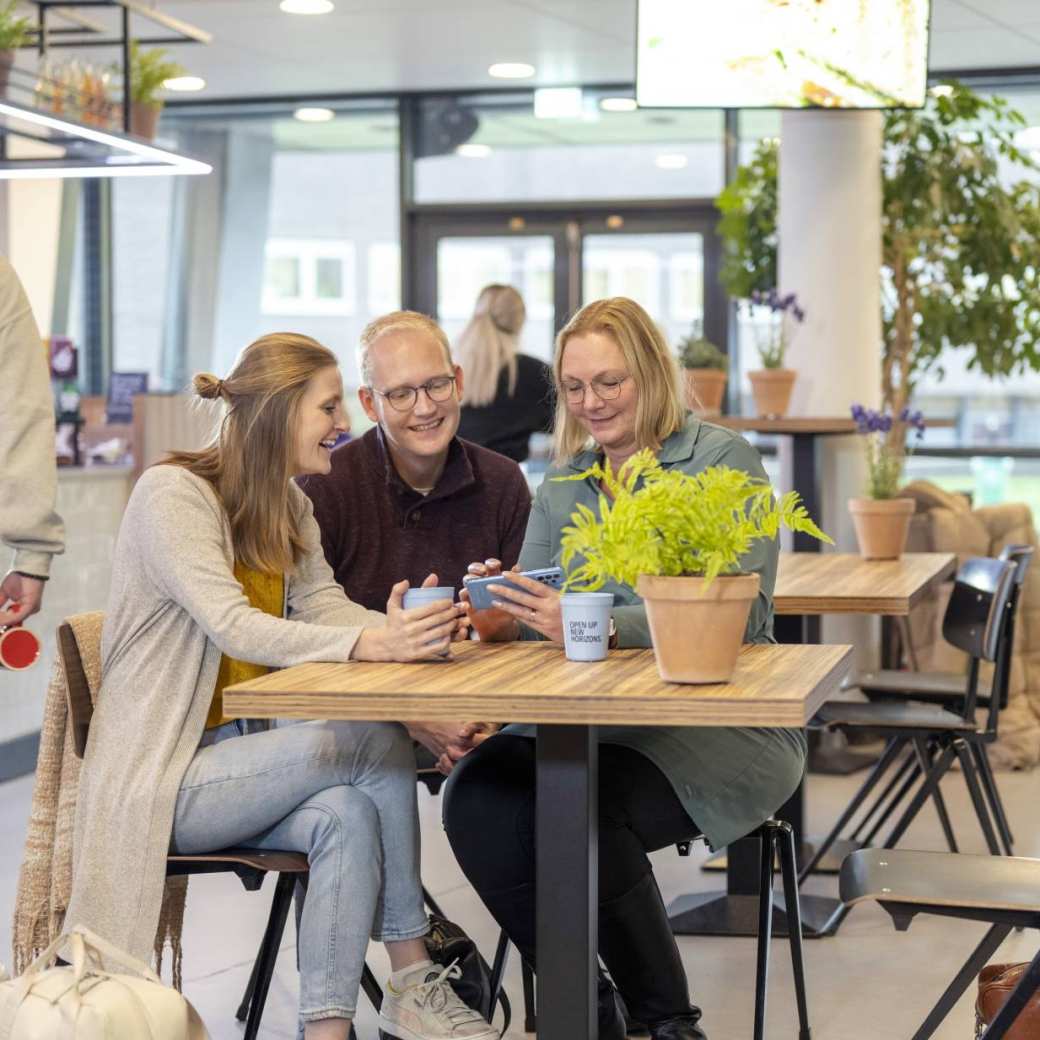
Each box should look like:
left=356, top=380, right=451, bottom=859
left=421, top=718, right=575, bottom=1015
left=298, top=309, right=531, bottom=768
left=444, top=296, right=806, bottom=1040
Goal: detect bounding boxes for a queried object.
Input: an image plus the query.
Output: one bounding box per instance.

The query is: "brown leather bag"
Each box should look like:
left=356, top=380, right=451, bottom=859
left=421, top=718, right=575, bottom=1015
left=975, top=963, right=1040, bottom=1038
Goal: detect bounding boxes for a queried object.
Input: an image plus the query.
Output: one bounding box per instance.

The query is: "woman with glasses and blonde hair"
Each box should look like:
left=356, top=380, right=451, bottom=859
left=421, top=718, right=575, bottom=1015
left=445, top=298, right=805, bottom=1040
left=454, top=284, right=553, bottom=463
left=66, top=333, right=499, bottom=1040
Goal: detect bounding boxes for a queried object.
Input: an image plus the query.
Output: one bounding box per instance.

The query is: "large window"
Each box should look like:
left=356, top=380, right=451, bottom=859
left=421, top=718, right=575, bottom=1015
left=415, top=90, right=725, bottom=204
left=110, top=101, right=400, bottom=391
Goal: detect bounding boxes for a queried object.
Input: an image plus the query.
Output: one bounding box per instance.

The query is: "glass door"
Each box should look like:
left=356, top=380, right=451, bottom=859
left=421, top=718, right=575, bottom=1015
left=412, top=205, right=725, bottom=368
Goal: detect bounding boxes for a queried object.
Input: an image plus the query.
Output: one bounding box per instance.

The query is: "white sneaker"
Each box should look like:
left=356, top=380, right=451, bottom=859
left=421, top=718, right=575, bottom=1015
left=378, top=960, right=499, bottom=1040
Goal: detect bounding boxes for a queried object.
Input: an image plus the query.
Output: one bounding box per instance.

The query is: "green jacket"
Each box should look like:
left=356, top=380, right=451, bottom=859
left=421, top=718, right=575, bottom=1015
left=509, top=414, right=806, bottom=850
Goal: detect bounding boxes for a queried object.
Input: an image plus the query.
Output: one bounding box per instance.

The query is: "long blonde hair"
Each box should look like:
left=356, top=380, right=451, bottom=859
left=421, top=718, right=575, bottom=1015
left=552, top=297, right=685, bottom=462
left=454, top=284, right=525, bottom=407
left=164, top=332, right=339, bottom=574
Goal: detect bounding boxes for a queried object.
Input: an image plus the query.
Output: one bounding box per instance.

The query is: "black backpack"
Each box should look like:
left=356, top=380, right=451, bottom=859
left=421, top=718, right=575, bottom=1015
left=424, top=914, right=511, bottom=1031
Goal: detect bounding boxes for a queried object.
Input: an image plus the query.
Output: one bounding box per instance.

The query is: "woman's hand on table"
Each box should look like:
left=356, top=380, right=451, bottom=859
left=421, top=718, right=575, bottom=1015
left=353, top=576, right=465, bottom=662
left=461, top=559, right=521, bottom=642
left=478, top=566, right=565, bottom=644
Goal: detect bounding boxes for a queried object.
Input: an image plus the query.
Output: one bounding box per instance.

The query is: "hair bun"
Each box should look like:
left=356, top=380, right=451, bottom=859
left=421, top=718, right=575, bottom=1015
left=193, top=373, right=225, bottom=400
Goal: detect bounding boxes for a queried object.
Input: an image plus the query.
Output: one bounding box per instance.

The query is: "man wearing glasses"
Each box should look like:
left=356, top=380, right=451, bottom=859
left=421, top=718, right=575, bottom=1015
left=299, top=309, right=531, bottom=765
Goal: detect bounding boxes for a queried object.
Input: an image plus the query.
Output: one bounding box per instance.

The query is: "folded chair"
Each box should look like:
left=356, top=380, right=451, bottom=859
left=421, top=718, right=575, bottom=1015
left=58, top=620, right=383, bottom=1040
left=840, top=847, right=1040, bottom=1040
left=854, top=545, right=1033, bottom=858
left=800, top=557, right=1016, bottom=911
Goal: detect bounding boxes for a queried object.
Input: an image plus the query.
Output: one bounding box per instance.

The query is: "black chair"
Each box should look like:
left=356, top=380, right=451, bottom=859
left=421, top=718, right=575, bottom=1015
left=840, top=847, right=1040, bottom=1040
left=854, top=545, right=1033, bottom=859
left=799, top=557, right=1017, bottom=906
left=676, top=820, right=812, bottom=1040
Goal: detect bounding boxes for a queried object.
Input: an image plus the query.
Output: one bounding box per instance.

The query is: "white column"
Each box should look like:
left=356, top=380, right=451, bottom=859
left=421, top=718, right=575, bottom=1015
left=778, top=110, right=883, bottom=669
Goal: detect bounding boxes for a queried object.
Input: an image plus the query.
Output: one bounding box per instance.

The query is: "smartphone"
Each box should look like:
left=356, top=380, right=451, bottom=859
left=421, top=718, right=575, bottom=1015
left=465, top=566, right=565, bottom=611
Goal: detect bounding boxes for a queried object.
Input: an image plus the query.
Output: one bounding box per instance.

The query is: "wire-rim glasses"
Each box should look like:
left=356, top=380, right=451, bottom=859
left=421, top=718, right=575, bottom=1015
left=561, top=375, right=629, bottom=405
left=370, top=374, right=457, bottom=412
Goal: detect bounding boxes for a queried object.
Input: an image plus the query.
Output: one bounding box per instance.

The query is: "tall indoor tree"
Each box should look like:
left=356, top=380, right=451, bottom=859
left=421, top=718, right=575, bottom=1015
left=716, top=84, right=1040, bottom=445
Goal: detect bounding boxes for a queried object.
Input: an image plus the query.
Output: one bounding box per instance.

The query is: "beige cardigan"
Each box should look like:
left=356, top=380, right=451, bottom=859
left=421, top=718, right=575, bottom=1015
left=63, top=464, right=385, bottom=963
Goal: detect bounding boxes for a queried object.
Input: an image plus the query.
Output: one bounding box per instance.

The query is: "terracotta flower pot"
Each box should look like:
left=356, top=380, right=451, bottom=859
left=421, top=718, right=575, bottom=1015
left=748, top=368, right=796, bottom=418
left=130, top=100, right=162, bottom=140
left=848, top=496, right=915, bottom=560
left=0, top=50, right=14, bottom=98
left=683, top=368, right=727, bottom=417
left=637, top=572, right=760, bottom=684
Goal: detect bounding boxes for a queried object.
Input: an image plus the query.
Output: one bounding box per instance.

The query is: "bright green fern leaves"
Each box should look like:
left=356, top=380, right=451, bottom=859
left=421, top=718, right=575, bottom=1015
left=556, top=449, right=831, bottom=591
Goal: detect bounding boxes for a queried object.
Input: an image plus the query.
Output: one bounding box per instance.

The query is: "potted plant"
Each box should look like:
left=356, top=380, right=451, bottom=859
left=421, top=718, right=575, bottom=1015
left=0, top=0, right=32, bottom=98
left=557, top=450, right=831, bottom=683
left=847, top=404, right=925, bottom=559
left=716, top=85, right=1040, bottom=456
left=746, top=288, right=804, bottom=418
left=121, top=42, right=185, bottom=140
left=677, top=325, right=728, bottom=416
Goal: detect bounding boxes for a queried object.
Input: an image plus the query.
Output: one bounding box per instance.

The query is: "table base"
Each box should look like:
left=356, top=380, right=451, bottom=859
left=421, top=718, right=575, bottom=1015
left=667, top=890, right=842, bottom=939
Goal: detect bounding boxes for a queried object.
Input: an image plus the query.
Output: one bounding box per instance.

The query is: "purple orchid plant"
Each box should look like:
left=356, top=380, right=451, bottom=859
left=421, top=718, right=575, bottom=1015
left=851, top=404, right=926, bottom=499
left=749, top=289, right=806, bottom=369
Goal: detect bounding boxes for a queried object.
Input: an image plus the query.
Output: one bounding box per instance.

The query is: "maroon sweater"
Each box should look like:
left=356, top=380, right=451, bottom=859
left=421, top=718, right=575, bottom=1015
left=298, top=427, right=532, bottom=613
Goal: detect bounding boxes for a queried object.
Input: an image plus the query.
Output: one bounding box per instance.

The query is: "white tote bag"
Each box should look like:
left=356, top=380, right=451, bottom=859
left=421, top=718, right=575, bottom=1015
left=0, top=926, right=208, bottom=1040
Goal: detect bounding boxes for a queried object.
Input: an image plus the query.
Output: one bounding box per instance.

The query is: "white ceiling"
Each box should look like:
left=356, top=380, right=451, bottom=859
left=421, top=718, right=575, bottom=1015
left=16, top=0, right=1040, bottom=99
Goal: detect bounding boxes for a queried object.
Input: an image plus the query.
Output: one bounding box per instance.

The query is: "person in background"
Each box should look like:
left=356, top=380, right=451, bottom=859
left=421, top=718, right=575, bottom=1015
left=0, top=257, right=65, bottom=626
left=65, top=332, right=498, bottom=1040
left=454, top=284, right=553, bottom=464
left=445, top=298, right=806, bottom=1040
left=299, top=310, right=531, bottom=771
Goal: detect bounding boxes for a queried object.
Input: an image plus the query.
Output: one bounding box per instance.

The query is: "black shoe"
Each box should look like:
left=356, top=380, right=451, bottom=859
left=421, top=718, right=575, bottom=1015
left=599, top=970, right=627, bottom=1040
left=649, top=1012, right=708, bottom=1040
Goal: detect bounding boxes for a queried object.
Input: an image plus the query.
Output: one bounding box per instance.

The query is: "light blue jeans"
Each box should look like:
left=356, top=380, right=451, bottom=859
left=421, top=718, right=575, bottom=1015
left=170, top=718, right=429, bottom=1021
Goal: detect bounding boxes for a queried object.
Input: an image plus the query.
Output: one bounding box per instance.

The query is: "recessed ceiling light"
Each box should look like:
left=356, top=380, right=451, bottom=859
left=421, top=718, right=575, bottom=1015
left=280, top=0, right=334, bottom=13
left=163, top=76, right=206, bottom=92
left=929, top=84, right=954, bottom=98
left=456, top=143, right=491, bottom=158
left=600, top=97, right=637, bottom=113
left=488, top=62, right=535, bottom=80
left=655, top=153, right=688, bottom=170
left=294, top=107, right=335, bottom=123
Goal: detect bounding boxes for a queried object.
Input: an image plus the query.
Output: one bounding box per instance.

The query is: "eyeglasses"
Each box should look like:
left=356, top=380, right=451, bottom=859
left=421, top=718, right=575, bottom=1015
left=370, top=375, right=457, bottom=412
left=560, top=375, right=629, bottom=404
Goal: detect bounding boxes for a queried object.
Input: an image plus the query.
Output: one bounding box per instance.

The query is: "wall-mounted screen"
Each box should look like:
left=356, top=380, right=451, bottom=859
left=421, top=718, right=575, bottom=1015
left=637, top=0, right=931, bottom=109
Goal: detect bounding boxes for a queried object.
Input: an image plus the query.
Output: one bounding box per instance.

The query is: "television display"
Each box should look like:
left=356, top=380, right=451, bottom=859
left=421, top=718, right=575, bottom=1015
left=637, top=0, right=931, bottom=109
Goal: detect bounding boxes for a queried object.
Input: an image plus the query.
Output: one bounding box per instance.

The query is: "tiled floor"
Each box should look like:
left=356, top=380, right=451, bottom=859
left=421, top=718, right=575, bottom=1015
left=1, top=761, right=1037, bottom=1039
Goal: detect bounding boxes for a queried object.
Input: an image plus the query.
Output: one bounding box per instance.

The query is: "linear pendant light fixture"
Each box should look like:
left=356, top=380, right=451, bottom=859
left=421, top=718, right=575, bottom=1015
left=0, top=0, right=212, bottom=178
left=0, top=100, right=211, bottom=179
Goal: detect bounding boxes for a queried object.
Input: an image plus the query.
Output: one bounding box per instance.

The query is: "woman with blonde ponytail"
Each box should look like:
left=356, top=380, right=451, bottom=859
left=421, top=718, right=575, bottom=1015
left=455, top=284, right=553, bottom=463
left=66, top=333, right=499, bottom=1040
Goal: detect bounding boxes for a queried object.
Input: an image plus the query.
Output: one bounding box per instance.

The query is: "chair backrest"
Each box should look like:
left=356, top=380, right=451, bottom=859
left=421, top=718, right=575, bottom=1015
left=940, top=556, right=1016, bottom=722
left=57, top=622, right=94, bottom=759
left=990, top=544, right=1035, bottom=716
left=941, top=557, right=1016, bottom=662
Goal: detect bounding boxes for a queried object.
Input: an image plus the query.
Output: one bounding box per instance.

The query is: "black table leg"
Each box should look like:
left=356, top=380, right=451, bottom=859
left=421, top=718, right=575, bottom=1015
left=790, top=433, right=821, bottom=554
left=536, top=724, right=598, bottom=1040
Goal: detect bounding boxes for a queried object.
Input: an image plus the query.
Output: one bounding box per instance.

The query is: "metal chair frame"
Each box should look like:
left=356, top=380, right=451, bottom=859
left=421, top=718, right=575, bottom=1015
left=800, top=558, right=1017, bottom=913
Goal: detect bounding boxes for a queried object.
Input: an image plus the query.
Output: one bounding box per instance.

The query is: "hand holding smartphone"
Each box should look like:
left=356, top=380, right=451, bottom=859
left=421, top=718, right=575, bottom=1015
left=464, top=566, right=565, bottom=611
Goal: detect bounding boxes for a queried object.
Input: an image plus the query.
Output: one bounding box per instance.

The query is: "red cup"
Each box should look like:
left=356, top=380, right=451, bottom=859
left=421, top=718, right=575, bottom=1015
left=0, top=626, right=41, bottom=671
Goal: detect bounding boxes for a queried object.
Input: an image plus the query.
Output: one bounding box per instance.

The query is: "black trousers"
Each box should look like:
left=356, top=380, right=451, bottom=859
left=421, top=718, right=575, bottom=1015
left=442, top=732, right=701, bottom=983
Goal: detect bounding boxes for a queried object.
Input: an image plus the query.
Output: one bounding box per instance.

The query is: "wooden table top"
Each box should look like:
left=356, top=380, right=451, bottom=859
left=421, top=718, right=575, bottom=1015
left=713, top=417, right=955, bottom=435
left=224, top=639, right=853, bottom=729
left=774, top=552, right=957, bottom=615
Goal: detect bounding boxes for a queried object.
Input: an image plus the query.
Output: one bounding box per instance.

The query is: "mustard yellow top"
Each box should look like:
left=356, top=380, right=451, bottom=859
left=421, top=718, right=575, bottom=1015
left=206, top=563, right=285, bottom=729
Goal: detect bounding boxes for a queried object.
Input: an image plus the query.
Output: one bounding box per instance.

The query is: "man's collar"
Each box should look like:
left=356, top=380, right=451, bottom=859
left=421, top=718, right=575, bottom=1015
left=566, top=415, right=700, bottom=471
left=371, top=425, right=476, bottom=500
